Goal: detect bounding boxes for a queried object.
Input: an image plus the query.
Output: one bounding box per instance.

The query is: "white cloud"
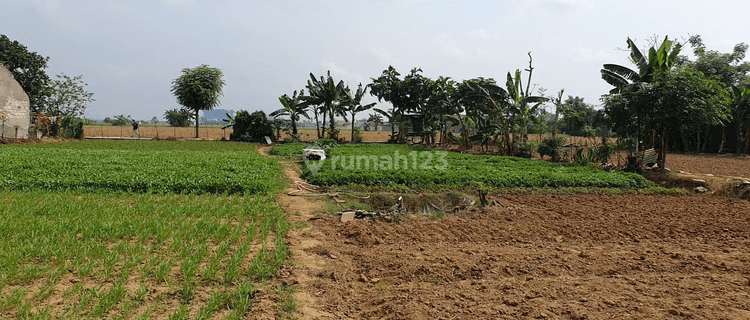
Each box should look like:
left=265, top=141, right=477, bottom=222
left=103, top=62, right=138, bottom=80
left=320, top=61, right=366, bottom=87
left=434, top=33, right=466, bottom=58
left=549, top=0, right=594, bottom=10
left=162, top=0, right=195, bottom=7
left=466, top=28, right=495, bottom=40
left=568, top=46, right=618, bottom=62
left=370, top=47, right=394, bottom=65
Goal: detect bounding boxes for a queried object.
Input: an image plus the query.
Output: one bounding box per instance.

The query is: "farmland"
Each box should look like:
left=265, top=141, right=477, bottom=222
left=272, top=144, right=650, bottom=189
left=0, top=140, right=283, bottom=194
left=262, top=142, right=750, bottom=319
left=301, top=194, right=750, bottom=319
left=0, top=140, right=291, bottom=319
left=2, top=139, right=749, bottom=319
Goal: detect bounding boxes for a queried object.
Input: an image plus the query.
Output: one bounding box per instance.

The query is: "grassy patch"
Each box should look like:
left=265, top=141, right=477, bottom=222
left=0, top=140, right=283, bottom=194
left=0, top=190, right=288, bottom=319
left=304, top=144, right=650, bottom=189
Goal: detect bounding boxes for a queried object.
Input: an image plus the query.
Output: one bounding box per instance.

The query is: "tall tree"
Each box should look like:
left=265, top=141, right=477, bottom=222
left=559, top=96, right=597, bottom=136
left=604, top=66, right=731, bottom=168
left=684, top=35, right=750, bottom=153
left=370, top=66, right=408, bottom=139
left=341, top=83, right=376, bottom=142
left=47, top=73, right=94, bottom=118
left=369, top=66, right=434, bottom=142
left=170, top=65, right=225, bottom=138
left=303, top=71, right=346, bottom=139
left=601, top=36, right=684, bottom=156
left=0, top=34, right=52, bottom=111
left=271, top=89, right=309, bottom=136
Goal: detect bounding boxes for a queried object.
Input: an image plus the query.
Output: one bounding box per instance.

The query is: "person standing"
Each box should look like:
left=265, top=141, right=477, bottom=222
left=131, top=119, right=140, bottom=138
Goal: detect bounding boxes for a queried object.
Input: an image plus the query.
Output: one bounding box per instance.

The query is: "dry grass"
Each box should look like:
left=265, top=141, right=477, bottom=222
left=83, top=126, right=395, bottom=142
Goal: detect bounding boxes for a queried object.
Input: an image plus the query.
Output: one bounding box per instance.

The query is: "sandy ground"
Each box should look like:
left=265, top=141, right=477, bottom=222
left=298, top=194, right=750, bottom=319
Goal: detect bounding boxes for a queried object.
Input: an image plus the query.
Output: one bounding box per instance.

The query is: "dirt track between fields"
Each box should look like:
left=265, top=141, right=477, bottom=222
left=303, top=194, right=750, bottom=319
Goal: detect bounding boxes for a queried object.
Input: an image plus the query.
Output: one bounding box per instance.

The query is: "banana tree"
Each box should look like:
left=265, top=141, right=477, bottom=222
left=373, top=107, right=399, bottom=139
left=367, top=113, right=384, bottom=131
left=271, top=89, right=309, bottom=136
left=341, top=83, right=376, bottom=143
left=303, top=71, right=346, bottom=139
left=505, top=66, right=548, bottom=145
left=601, top=36, right=682, bottom=94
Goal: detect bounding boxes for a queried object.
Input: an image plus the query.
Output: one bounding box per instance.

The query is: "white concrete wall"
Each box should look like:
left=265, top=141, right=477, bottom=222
left=0, top=65, right=31, bottom=139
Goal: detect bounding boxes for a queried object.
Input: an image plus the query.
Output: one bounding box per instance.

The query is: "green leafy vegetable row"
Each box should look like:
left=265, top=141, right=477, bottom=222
left=0, top=143, right=284, bottom=195
left=303, top=144, right=650, bottom=189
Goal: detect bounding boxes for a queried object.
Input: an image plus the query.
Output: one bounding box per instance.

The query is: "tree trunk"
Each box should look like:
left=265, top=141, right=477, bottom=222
left=388, top=116, right=400, bottom=139
left=696, top=130, right=701, bottom=153
left=659, top=131, right=668, bottom=171
left=680, top=126, right=690, bottom=153
left=745, top=119, right=750, bottom=153
left=701, top=127, right=711, bottom=153
left=735, top=118, right=744, bottom=154
left=320, top=108, right=327, bottom=139
left=195, top=110, right=200, bottom=138
left=329, top=104, right=336, bottom=139
left=291, top=114, right=298, bottom=135
left=351, top=113, right=356, bottom=143
left=314, top=110, right=320, bottom=139
left=553, top=90, right=563, bottom=138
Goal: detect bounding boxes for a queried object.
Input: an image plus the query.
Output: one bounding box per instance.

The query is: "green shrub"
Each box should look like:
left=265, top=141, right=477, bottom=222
left=538, top=137, right=566, bottom=162
left=352, top=128, right=363, bottom=143
left=230, top=110, right=273, bottom=142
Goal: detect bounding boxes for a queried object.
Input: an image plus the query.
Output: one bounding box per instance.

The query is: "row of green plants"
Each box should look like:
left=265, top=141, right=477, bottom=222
left=288, top=144, right=649, bottom=189
left=0, top=140, right=292, bottom=318
left=0, top=141, right=283, bottom=195
left=0, top=190, right=289, bottom=319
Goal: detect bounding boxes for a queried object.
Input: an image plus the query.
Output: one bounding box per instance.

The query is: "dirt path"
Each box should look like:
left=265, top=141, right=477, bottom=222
left=258, top=145, right=334, bottom=319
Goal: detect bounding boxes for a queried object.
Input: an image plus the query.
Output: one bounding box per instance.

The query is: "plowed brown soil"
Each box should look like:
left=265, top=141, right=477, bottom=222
left=304, top=194, right=750, bottom=319
left=667, top=153, right=750, bottom=179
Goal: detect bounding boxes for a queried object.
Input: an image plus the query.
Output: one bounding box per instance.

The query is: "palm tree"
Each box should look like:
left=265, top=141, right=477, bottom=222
left=271, top=89, right=309, bottom=136
left=303, top=71, right=346, bottom=139
left=341, top=83, right=376, bottom=142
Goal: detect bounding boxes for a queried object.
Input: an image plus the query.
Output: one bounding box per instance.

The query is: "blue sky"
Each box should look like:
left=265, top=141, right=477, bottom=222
left=3, top=0, right=749, bottom=120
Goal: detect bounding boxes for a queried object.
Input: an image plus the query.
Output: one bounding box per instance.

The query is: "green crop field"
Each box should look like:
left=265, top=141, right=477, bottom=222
left=295, top=144, right=650, bottom=189
left=0, top=140, right=284, bottom=195
left=268, top=143, right=306, bottom=156
left=0, top=140, right=291, bottom=319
